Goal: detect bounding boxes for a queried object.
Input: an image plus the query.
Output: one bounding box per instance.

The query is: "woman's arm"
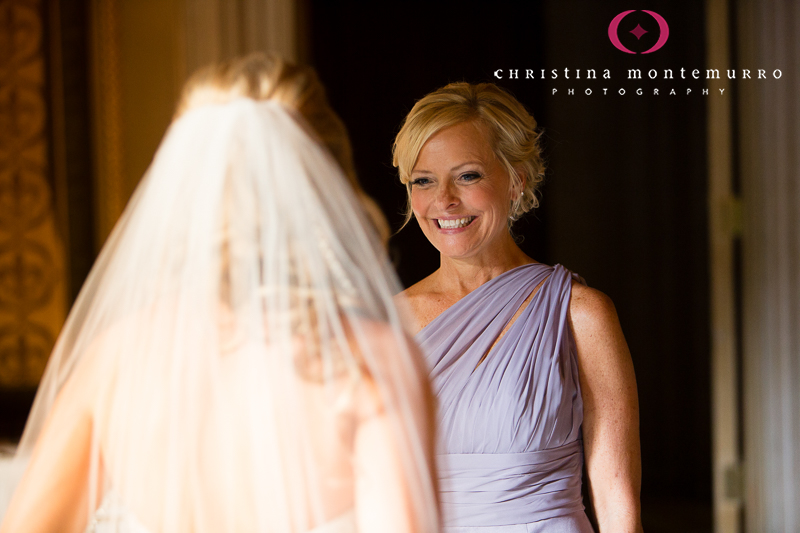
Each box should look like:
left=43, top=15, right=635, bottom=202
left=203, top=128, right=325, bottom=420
left=0, top=380, right=95, bottom=533
left=569, top=283, right=643, bottom=533
left=352, top=326, right=438, bottom=533
left=354, top=397, right=417, bottom=533
left=0, top=334, right=113, bottom=533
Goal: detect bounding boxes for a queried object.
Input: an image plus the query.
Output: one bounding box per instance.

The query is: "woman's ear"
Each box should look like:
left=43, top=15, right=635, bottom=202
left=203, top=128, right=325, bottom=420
left=512, top=166, right=527, bottom=200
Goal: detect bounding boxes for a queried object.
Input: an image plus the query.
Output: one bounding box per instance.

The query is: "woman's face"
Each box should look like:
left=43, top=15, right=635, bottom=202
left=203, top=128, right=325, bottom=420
left=410, top=120, right=515, bottom=260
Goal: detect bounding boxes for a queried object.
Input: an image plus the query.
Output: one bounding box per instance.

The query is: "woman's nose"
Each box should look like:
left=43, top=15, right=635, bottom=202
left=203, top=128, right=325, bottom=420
left=434, top=181, right=459, bottom=209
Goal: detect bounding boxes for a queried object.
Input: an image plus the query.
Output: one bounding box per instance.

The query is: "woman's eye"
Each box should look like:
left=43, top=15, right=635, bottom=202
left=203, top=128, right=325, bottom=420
left=411, top=177, right=432, bottom=186
left=460, top=172, right=481, bottom=182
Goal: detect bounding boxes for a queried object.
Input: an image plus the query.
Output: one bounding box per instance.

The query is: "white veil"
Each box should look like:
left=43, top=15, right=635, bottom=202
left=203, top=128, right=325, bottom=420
left=6, top=99, right=438, bottom=532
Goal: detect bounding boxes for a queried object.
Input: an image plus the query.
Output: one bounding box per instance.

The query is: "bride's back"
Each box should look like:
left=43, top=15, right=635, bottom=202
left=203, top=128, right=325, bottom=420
left=1, top=54, right=438, bottom=533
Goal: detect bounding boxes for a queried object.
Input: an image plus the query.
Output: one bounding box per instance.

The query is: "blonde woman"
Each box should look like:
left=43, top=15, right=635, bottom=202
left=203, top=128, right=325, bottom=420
left=1, top=54, right=438, bottom=533
left=393, top=82, right=642, bottom=532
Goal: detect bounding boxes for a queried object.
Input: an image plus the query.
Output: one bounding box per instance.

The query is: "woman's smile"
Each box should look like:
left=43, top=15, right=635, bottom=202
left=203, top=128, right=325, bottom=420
left=435, top=216, right=477, bottom=230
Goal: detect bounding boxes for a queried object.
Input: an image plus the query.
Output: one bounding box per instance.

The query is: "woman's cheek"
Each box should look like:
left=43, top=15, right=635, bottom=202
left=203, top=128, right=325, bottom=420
left=410, top=191, right=427, bottom=217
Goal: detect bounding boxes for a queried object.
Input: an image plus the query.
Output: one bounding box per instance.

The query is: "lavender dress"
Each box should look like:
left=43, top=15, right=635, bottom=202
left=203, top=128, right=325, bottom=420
left=416, top=263, right=595, bottom=532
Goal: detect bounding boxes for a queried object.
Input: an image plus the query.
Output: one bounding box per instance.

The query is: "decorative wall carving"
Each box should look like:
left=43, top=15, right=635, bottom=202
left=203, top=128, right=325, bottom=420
left=0, top=0, right=67, bottom=387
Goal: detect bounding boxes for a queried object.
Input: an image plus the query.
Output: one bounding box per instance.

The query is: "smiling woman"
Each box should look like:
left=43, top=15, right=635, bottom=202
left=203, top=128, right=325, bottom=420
left=407, top=120, right=524, bottom=263
left=392, top=82, right=643, bottom=533
left=393, top=83, right=543, bottom=230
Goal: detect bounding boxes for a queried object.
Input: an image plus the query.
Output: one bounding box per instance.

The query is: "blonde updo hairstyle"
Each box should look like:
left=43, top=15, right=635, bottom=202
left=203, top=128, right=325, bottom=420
left=176, top=53, right=390, bottom=242
left=392, top=82, right=544, bottom=228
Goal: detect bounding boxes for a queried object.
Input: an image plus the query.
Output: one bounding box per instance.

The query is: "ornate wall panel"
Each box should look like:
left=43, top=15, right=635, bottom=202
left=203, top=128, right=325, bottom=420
left=0, top=0, right=67, bottom=387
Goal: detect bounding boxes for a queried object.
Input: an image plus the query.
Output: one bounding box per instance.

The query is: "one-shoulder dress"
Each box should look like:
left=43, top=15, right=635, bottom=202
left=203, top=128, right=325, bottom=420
left=416, top=263, right=595, bottom=532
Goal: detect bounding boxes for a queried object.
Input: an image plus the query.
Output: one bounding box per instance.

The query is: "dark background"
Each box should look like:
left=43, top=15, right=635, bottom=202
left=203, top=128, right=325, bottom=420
left=308, top=1, right=711, bottom=531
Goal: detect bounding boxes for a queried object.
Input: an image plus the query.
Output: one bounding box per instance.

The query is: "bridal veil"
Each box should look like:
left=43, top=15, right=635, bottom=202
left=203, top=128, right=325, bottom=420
left=2, top=56, right=438, bottom=533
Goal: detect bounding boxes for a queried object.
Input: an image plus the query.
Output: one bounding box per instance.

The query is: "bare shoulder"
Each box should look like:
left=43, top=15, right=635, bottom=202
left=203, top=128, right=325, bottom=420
left=344, top=316, right=424, bottom=370
left=569, top=281, right=620, bottom=331
left=568, top=280, right=632, bottom=367
left=344, top=316, right=431, bottom=421
left=393, top=272, right=449, bottom=335
left=395, top=272, right=438, bottom=303
left=350, top=316, right=407, bottom=346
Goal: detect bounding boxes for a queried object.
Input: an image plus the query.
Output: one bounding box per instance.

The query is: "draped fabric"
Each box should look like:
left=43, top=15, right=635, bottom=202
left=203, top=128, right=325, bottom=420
left=417, top=263, right=594, bottom=531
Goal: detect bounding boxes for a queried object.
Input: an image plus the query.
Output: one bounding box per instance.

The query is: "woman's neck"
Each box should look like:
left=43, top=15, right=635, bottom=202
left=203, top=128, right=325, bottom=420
left=434, top=236, right=535, bottom=296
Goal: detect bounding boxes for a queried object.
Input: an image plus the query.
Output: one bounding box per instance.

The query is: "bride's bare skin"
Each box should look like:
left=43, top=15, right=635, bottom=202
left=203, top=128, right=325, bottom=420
left=1, top=316, right=433, bottom=533
left=1, top=333, right=111, bottom=533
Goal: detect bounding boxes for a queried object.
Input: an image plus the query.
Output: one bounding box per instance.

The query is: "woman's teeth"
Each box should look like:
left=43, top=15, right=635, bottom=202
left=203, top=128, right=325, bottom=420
left=437, top=217, right=475, bottom=229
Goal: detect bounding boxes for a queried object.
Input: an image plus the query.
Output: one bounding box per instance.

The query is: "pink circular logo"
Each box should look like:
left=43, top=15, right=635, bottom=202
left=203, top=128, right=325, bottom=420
left=608, top=10, right=670, bottom=54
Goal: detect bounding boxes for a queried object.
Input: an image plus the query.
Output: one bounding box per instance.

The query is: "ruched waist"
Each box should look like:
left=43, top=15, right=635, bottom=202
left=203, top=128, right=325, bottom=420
left=437, top=440, right=585, bottom=527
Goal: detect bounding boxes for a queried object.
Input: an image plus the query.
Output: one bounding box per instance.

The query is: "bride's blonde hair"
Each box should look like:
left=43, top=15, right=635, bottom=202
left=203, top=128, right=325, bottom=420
left=176, top=53, right=390, bottom=242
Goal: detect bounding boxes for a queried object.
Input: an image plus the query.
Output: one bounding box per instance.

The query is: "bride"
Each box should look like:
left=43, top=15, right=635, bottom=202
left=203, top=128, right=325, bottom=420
left=0, top=54, right=439, bottom=533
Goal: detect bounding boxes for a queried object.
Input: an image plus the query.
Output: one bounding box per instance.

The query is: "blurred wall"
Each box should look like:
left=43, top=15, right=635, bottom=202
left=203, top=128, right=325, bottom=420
left=90, top=0, right=300, bottom=247
left=738, top=1, right=800, bottom=531
left=88, top=0, right=185, bottom=246
left=0, top=0, right=301, bottom=441
left=0, top=0, right=67, bottom=414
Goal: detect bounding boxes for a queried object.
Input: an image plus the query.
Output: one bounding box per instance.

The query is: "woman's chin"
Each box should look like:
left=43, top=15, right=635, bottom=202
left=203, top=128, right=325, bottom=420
left=433, top=241, right=483, bottom=261
left=428, top=229, right=505, bottom=262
